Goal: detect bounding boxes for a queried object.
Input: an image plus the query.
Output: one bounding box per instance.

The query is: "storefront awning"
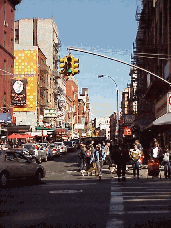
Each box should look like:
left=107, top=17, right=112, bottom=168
left=153, top=113, right=171, bottom=125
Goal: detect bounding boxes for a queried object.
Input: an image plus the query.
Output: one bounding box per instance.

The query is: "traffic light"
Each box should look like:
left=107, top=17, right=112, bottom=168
left=59, top=56, right=67, bottom=74
left=67, top=55, right=72, bottom=75
left=72, top=57, right=79, bottom=75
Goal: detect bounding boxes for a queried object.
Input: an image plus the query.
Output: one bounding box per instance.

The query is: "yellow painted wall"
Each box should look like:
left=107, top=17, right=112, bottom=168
left=14, top=49, right=37, bottom=112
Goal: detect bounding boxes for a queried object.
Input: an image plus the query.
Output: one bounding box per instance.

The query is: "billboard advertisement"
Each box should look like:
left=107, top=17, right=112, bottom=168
left=13, top=49, right=37, bottom=111
left=11, top=79, right=27, bottom=106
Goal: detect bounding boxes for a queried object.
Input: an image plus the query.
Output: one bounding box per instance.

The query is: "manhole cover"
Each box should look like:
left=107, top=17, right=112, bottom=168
left=49, top=190, right=83, bottom=194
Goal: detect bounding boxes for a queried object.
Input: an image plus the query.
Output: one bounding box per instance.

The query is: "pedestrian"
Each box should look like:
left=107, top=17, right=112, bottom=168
left=85, top=144, right=92, bottom=173
left=104, top=140, right=114, bottom=173
left=90, top=144, right=104, bottom=178
left=163, top=145, right=171, bottom=179
left=78, top=143, right=86, bottom=175
left=129, top=144, right=142, bottom=179
left=149, top=140, right=163, bottom=164
left=115, top=144, right=128, bottom=182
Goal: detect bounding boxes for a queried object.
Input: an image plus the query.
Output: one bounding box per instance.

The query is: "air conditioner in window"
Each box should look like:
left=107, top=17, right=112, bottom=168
left=4, top=21, right=8, bottom=27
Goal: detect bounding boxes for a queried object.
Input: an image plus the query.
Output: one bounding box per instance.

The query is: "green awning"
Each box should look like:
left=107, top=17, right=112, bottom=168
left=35, top=127, right=54, bottom=130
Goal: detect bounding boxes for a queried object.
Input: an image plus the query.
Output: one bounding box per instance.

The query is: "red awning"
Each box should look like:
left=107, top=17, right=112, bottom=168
left=8, top=133, right=33, bottom=139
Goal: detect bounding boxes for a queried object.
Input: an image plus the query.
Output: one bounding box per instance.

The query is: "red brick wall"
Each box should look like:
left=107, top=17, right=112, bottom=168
left=0, top=0, right=15, bottom=112
left=66, top=76, right=78, bottom=132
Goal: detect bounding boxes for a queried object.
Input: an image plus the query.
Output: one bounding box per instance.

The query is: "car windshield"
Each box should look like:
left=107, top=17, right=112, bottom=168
left=49, top=144, right=55, bottom=148
left=64, top=141, right=72, bottom=146
left=55, top=142, right=62, bottom=145
left=23, top=144, right=34, bottom=149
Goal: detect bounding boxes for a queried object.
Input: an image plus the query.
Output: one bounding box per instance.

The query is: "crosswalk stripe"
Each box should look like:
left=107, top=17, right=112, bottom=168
left=106, top=178, right=171, bottom=228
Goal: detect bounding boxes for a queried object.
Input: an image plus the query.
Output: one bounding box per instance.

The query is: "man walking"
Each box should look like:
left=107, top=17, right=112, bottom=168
left=104, top=140, right=114, bottom=173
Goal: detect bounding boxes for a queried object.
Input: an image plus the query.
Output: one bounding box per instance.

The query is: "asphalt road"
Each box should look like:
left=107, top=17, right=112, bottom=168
left=1, top=150, right=171, bottom=228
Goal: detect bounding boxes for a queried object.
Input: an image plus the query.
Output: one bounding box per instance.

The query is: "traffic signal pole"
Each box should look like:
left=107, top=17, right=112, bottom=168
left=67, top=47, right=171, bottom=86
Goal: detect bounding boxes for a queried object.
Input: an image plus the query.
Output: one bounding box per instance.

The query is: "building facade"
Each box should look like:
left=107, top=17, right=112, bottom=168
left=131, top=0, right=171, bottom=148
left=0, top=0, right=22, bottom=114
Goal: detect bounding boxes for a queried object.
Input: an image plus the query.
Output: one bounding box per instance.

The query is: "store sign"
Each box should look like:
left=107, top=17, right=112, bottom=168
left=11, top=79, right=27, bottom=106
left=44, top=109, right=57, bottom=118
left=124, top=114, right=135, bottom=124
left=74, top=123, right=84, bottom=130
left=124, top=127, right=132, bottom=136
left=167, top=92, right=171, bottom=113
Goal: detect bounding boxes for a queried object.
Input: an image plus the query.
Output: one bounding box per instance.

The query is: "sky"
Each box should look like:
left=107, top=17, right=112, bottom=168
left=15, top=0, right=139, bottom=118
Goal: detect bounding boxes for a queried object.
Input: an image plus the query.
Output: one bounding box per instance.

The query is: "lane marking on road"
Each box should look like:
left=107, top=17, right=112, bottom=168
left=111, top=191, right=171, bottom=194
left=106, top=182, right=124, bottom=228
left=111, top=186, right=171, bottom=191
left=109, top=210, right=171, bottom=215
left=106, top=219, right=123, bottom=228
left=127, top=210, right=170, bottom=214
left=49, top=190, right=83, bottom=194
left=125, top=198, right=171, bottom=202
left=66, top=171, right=78, bottom=173
left=40, top=183, right=97, bottom=187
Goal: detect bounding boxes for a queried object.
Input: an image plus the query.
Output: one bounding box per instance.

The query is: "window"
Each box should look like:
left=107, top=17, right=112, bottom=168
left=15, top=153, right=28, bottom=163
left=11, top=9, right=13, bottom=29
left=4, top=32, right=6, bottom=48
left=3, top=0, right=6, bottom=20
left=4, top=60, right=6, bottom=75
left=11, top=39, right=13, bottom=53
left=5, top=153, right=17, bottom=162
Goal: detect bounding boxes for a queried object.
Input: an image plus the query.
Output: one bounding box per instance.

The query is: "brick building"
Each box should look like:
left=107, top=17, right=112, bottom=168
left=0, top=0, right=22, bottom=113
left=132, top=0, right=171, bottom=148
left=66, top=76, right=78, bottom=139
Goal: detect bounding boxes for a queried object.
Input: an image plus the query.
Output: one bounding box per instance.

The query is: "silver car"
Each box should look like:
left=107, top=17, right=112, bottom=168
left=23, top=143, right=47, bottom=164
left=54, top=142, right=67, bottom=155
left=48, top=144, right=60, bottom=157
left=0, top=150, right=46, bottom=187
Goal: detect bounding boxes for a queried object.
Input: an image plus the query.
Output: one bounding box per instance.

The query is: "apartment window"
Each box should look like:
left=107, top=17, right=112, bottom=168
left=3, top=0, right=6, bottom=20
left=15, top=21, right=19, bottom=44
left=4, top=60, right=6, bottom=76
left=11, top=10, right=13, bottom=29
left=11, top=39, right=13, bottom=53
left=4, top=32, right=6, bottom=48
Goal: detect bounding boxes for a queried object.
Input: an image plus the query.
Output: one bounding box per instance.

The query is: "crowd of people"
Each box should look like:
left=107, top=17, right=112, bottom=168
left=78, top=138, right=171, bottom=181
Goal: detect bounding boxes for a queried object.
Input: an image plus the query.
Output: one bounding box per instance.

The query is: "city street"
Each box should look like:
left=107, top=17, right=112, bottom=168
left=0, top=150, right=171, bottom=228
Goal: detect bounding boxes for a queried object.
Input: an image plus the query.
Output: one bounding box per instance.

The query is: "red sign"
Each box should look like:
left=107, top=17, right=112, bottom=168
left=56, top=128, right=67, bottom=135
left=124, top=127, right=132, bottom=136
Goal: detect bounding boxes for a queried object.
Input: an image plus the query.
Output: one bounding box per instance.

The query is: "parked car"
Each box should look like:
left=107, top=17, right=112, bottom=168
left=54, top=142, right=67, bottom=155
left=10, top=148, right=33, bottom=160
left=63, top=141, right=76, bottom=152
left=0, top=150, right=46, bottom=187
left=0, top=144, right=11, bottom=150
left=48, top=144, right=60, bottom=158
left=23, top=143, right=47, bottom=164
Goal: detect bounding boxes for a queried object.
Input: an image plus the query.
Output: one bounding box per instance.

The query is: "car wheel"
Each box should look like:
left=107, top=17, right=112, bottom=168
left=0, top=172, right=9, bottom=188
left=34, top=170, right=42, bottom=184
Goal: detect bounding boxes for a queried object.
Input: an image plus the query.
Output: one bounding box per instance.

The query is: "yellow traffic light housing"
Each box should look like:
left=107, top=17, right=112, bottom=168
left=59, top=56, right=67, bottom=74
left=67, top=55, right=72, bottom=75
left=72, top=57, right=79, bottom=75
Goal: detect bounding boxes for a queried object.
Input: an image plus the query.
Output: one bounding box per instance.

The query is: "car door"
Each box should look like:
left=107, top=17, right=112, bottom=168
left=5, top=152, right=21, bottom=178
left=14, top=152, right=34, bottom=178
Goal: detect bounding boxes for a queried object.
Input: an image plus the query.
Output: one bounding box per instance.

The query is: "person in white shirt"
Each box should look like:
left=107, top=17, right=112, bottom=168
left=163, top=145, right=171, bottom=179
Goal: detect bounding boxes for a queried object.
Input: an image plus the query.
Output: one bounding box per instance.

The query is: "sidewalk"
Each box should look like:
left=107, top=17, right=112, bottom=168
left=124, top=165, right=165, bottom=179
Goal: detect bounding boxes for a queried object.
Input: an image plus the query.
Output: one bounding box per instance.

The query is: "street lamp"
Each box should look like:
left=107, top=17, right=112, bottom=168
left=98, top=75, right=119, bottom=142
